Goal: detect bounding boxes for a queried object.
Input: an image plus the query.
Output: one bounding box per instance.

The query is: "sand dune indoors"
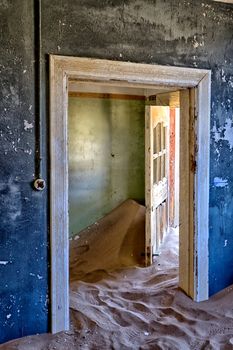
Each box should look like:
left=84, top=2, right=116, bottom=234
left=1, top=200, right=233, bottom=349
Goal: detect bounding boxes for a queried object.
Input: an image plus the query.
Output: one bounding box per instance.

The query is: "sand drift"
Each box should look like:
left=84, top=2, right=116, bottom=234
left=2, top=200, right=233, bottom=349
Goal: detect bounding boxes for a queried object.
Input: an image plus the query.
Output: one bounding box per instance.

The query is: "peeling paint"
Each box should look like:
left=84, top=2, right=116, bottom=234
left=214, top=177, right=228, bottom=187
left=0, top=178, right=22, bottom=223
left=1, top=0, right=233, bottom=343
left=24, top=148, right=32, bottom=155
left=0, top=261, right=9, bottom=265
left=23, top=120, right=34, bottom=131
left=192, top=35, right=205, bottom=48
left=212, top=118, right=233, bottom=149
left=222, top=119, right=233, bottom=149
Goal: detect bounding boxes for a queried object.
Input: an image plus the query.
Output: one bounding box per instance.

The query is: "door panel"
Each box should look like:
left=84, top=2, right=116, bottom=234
left=154, top=89, right=197, bottom=299
left=145, top=106, right=169, bottom=265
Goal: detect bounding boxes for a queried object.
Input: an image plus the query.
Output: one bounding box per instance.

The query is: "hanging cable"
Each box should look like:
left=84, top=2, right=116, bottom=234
left=33, top=0, right=45, bottom=191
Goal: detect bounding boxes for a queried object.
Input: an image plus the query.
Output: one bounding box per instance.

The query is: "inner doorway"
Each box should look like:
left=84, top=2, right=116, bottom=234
left=68, top=88, right=146, bottom=239
left=145, top=103, right=178, bottom=265
left=49, top=56, right=210, bottom=333
left=68, top=85, right=181, bottom=268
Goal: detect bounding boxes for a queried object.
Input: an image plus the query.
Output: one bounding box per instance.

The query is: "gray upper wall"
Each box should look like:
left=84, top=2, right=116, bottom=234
left=0, top=0, right=233, bottom=344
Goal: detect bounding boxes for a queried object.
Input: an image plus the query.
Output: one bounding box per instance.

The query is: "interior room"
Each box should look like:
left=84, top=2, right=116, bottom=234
left=68, top=86, right=146, bottom=238
left=1, top=1, right=233, bottom=349
left=67, top=83, right=182, bottom=347
left=68, top=82, right=181, bottom=270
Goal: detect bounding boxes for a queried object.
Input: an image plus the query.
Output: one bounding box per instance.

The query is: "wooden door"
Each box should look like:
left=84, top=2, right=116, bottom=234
left=149, top=89, right=197, bottom=300
left=145, top=106, right=169, bottom=265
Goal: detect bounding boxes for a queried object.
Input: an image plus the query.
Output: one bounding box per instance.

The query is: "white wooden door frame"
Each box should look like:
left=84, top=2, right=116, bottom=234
left=49, top=55, right=211, bottom=333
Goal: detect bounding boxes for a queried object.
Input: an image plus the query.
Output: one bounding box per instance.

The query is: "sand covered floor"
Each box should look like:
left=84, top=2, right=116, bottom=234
left=2, top=200, right=233, bottom=349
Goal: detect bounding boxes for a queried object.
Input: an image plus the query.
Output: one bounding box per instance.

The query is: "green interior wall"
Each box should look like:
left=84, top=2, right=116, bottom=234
left=68, top=96, right=145, bottom=236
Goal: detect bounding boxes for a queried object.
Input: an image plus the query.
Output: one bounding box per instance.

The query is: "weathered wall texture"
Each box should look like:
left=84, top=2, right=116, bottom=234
left=68, top=96, right=145, bottom=236
left=0, top=0, right=233, bottom=343
left=0, top=0, right=48, bottom=344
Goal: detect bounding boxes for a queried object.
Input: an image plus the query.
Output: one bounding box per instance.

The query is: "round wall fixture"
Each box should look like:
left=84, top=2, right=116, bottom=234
left=34, top=178, right=46, bottom=191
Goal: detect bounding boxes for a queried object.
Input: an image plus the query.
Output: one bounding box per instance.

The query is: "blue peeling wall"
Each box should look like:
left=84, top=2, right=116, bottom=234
left=0, top=0, right=48, bottom=344
left=0, top=0, right=233, bottom=343
left=210, top=65, right=233, bottom=295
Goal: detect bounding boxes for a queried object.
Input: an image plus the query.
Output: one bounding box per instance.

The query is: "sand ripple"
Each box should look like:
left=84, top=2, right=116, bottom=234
left=2, top=200, right=233, bottom=350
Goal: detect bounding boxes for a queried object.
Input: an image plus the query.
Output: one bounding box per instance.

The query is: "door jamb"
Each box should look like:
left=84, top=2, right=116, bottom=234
left=49, top=55, right=211, bottom=333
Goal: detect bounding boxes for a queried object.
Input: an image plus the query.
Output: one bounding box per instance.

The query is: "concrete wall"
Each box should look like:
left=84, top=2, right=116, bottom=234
left=0, top=1, right=48, bottom=343
left=0, top=0, right=233, bottom=343
left=68, top=96, right=145, bottom=236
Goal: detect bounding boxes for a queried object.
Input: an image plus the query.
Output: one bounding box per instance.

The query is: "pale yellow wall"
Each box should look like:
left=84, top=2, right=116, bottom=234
left=68, top=96, right=145, bottom=236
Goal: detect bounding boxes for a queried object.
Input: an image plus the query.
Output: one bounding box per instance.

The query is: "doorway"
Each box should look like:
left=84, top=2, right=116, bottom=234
left=68, top=87, right=179, bottom=275
left=145, top=101, right=180, bottom=266
left=49, top=56, right=210, bottom=333
left=68, top=89, right=146, bottom=238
